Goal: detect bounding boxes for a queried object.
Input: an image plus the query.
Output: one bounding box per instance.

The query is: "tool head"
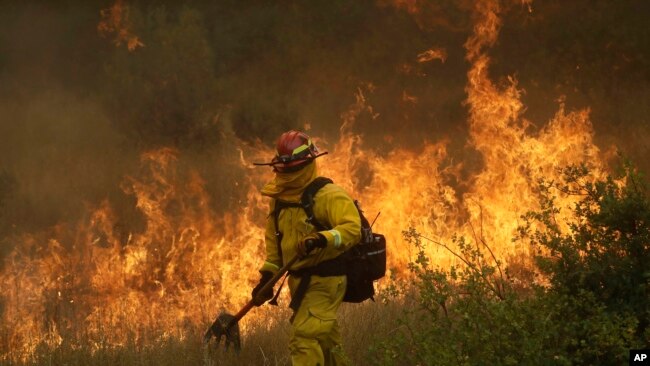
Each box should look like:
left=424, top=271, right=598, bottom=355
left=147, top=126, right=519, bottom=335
left=203, top=312, right=241, bottom=352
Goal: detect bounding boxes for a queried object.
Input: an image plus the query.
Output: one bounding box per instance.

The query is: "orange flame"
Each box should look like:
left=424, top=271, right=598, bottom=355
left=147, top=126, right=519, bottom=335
left=462, top=0, right=605, bottom=262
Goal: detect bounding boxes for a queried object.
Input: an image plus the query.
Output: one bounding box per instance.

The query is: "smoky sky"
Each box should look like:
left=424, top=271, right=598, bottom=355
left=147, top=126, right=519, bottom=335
left=0, top=0, right=649, bottom=243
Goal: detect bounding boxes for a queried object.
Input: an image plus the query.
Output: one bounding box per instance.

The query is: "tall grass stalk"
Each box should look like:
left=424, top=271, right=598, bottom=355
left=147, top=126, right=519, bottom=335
left=2, top=290, right=410, bottom=366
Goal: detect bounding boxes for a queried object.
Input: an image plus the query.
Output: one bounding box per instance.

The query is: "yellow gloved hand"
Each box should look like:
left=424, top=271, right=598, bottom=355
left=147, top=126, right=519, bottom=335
left=296, top=232, right=327, bottom=258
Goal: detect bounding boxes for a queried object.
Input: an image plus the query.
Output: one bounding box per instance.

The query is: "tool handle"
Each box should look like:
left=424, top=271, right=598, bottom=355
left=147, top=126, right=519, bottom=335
left=205, top=240, right=325, bottom=342
left=232, top=301, right=255, bottom=322
left=229, top=254, right=297, bottom=324
left=243, top=239, right=322, bottom=318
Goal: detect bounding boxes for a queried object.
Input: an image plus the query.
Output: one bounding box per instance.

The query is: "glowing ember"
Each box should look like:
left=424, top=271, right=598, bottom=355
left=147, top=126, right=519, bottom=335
left=417, top=48, right=447, bottom=64
left=98, top=0, right=144, bottom=51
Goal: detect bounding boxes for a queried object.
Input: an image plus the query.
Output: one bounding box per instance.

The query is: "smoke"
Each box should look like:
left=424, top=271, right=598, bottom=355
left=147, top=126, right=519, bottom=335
left=0, top=0, right=649, bottom=242
left=0, top=4, right=121, bottom=242
left=0, top=89, right=131, bottom=228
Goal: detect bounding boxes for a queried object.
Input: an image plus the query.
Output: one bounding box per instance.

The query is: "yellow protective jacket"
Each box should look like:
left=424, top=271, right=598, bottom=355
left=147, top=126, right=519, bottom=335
left=259, top=162, right=361, bottom=274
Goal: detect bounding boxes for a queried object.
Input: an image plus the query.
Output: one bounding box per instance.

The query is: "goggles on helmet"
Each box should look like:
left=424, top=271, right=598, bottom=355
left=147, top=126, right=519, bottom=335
left=253, top=131, right=328, bottom=172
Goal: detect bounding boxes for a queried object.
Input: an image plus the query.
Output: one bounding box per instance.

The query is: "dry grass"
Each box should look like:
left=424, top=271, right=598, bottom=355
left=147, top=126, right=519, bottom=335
left=3, top=294, right=410, bottom=366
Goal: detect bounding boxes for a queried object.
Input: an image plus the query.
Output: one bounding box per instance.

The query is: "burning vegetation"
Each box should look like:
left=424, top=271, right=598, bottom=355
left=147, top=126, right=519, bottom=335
left=0, top=0, right=648, bottom=364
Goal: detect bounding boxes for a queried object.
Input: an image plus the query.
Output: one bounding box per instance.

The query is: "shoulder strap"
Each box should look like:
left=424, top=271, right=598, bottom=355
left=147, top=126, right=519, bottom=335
left=300, top=177, right=333, bottom=231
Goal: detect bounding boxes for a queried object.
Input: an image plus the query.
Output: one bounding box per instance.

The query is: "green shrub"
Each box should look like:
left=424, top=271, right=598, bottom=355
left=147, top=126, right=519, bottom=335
left=520, top=164, right=650, bottom=360
left=374, top=164, right=649, bottom=365
left=373, top=231, right=551, bottom=366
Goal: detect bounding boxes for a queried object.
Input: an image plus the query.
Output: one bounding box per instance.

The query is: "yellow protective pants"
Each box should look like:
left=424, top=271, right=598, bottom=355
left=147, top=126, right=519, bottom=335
left=288, top=275, right=350, bottom=366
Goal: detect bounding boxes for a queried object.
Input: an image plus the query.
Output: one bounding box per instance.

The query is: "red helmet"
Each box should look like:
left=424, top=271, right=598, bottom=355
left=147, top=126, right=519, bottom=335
left=254, top=130, right=327, bottom=172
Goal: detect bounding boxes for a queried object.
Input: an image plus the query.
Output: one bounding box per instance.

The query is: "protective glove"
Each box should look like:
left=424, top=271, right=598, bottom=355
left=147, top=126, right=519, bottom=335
left=296, top=232, right=327, bottom=258
left=251, top=271, right=274, bottom=306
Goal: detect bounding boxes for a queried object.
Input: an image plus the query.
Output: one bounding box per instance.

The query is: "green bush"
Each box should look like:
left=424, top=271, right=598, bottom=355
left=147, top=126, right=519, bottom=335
left=373, top=231, right=553, bottom=366
left=374, top=164, right=649, bottom=365
left=521, top=164, right=650, bottom=360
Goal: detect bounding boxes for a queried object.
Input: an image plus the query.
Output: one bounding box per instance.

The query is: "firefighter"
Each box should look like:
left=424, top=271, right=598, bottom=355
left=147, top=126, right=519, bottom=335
left=252, top=130, right=361, bottom=366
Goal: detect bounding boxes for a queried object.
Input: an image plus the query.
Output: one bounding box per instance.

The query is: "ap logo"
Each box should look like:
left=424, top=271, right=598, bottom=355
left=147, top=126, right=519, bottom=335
left=631, top=350, right=650, bottom=365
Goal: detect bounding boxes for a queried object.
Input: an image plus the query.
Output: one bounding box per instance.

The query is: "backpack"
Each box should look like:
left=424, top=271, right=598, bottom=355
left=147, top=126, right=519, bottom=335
left=273, top=177, right=387, bottom=304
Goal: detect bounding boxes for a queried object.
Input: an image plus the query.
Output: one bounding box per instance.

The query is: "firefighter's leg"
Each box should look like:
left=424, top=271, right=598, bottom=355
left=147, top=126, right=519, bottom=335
left=288, top=275, right=348, bottom=366
left=320, top=319, right=351, bottom=366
